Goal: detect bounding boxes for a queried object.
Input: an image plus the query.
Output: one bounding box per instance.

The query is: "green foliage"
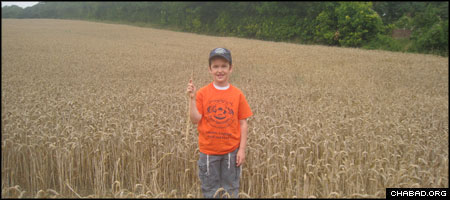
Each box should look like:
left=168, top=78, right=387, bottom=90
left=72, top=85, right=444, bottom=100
left=295, top=17, right=316, bottom=44
left=1, top=2, right=448, bottom=56
left=315, top=2, right=384, bottom=47
left=410, top=4, right=449, bottom=56
left=413, top=4, right=441, bottom=31
left=335, top=2, right=384, bottom=47
left=394, top=15, right=413, bottom=30
left=362, top=34, right=408, bottom=52
left=1, top=5, right=24, bottom=18
left=315, top=10, right=339, bottom=45
left=215, top=11, right=233, bottom=35
left=411, top=20, right=448, bottom=56
left=384, top=23, right=396, bottom=35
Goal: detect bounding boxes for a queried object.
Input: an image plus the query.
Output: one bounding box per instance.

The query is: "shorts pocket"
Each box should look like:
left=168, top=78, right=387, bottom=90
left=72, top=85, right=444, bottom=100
left=198, top=163, right=207, bottom=177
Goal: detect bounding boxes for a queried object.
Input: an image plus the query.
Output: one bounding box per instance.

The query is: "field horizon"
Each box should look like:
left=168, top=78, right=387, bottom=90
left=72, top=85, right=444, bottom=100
left=2, top=19, right=448, bottom=198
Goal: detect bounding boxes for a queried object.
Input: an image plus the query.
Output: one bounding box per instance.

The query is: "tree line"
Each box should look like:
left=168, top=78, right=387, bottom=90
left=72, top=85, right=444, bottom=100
left=2, top=2, right=448, bottom=56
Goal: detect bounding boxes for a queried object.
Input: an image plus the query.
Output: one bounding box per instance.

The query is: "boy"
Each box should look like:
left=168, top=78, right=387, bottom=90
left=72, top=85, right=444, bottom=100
left=186, top=47, right=253, bottom=198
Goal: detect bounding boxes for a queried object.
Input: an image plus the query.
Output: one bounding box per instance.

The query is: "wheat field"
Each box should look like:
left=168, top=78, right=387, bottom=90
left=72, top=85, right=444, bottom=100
left=1, top=19, right=448, bottom=198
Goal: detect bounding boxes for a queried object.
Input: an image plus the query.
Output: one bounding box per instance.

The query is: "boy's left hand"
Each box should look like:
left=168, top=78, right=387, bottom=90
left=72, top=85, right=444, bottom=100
left=236, top=149, right=245, bottom=167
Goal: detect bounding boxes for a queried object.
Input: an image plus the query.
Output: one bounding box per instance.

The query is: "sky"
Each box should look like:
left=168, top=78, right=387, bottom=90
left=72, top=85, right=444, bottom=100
left=1, top=1, right=39, bottom=8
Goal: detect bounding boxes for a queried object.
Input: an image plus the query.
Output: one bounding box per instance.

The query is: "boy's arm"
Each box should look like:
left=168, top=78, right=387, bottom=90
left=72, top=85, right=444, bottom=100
left=189, top=95, right=202, bottom=123
left=236, top=119, right=248, bottom=167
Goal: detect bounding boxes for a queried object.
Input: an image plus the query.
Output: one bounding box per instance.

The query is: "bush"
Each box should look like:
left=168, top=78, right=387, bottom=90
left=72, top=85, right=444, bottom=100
left=314, top=2, right=385, bottom=47
left=362, top=34, right=407, bottom=52
left=411, top=20, right=448, bottom=56
left=1, top=5, right=25, bottom=18
left=215, top=11, right=232, bottom=35
left=335, top=2, right=385, bottom=47
left=394, top=15, right=413, bottom=30
left=315, top=11, right=339, bottom=45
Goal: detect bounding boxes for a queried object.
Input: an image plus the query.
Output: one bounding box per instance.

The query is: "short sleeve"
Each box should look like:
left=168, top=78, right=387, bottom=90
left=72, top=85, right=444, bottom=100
left=196, top=90, right=203, bottom=115
left=238, top=93, right=253, bottom=120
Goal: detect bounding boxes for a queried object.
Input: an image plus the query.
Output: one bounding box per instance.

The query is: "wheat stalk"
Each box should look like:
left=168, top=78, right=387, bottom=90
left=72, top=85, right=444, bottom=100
left=185, top=68, right=194, bottom=144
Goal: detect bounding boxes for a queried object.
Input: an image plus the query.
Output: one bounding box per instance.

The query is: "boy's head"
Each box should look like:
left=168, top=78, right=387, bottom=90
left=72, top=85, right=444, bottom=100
left=208, top=48, right=233, bottom=85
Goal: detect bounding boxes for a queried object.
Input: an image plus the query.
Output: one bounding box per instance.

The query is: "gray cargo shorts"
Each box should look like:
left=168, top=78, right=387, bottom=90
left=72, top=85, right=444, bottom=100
left=198, top=148, right=241, bottom=198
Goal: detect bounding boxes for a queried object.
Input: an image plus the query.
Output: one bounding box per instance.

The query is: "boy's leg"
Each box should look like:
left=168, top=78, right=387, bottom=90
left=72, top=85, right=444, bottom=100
left=198, top=152, right=222, bottom=198
left=220, top=148, right=241, bottom=198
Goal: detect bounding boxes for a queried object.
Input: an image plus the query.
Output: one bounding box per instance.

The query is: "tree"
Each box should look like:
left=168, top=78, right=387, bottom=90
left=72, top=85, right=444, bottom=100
left=314, top=2, right=339, bottom=45
left=410, top=4, right=449, bottom=56
left=315, top=2, right=384, bottom=47
left=2, top=5, right=24, bottom=18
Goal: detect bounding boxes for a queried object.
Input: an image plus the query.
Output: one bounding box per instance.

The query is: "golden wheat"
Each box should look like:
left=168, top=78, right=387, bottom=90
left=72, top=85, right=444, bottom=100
left=1, top=19, right=448, bottom=198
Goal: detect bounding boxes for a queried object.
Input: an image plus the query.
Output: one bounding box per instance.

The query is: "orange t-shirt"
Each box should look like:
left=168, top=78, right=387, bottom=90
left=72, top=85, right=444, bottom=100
left=196, top=82, right=253, bottom=155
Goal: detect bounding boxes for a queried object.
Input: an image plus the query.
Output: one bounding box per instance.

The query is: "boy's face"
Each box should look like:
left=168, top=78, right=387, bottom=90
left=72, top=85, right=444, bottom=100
left=209, top=57, right=232, bottom=85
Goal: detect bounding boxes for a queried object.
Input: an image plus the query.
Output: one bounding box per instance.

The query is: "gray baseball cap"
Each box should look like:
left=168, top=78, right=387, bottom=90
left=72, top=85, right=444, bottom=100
left=209, top=47, right=232, bottom=65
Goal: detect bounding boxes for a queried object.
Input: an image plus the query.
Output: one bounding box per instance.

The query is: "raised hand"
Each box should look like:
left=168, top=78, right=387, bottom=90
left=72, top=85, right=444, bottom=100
left=186, top=79, right=196, bottom=99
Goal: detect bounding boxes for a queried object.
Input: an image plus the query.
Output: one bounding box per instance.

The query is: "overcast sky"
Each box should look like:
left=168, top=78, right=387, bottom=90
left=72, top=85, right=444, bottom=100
left=1, top=1, right=39, bottom=8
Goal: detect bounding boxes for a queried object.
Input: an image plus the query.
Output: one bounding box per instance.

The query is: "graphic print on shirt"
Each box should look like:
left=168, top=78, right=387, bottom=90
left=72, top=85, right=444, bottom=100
left=205, top=99, right=235, bottom=128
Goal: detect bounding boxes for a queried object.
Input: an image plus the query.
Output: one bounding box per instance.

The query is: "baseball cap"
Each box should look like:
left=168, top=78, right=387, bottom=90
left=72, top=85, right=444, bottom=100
left=209, top=47, right=232, bottom=65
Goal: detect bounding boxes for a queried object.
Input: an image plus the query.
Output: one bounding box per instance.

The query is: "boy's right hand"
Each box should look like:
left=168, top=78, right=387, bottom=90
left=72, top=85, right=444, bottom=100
left=186, top=79, right=196, bottom=99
